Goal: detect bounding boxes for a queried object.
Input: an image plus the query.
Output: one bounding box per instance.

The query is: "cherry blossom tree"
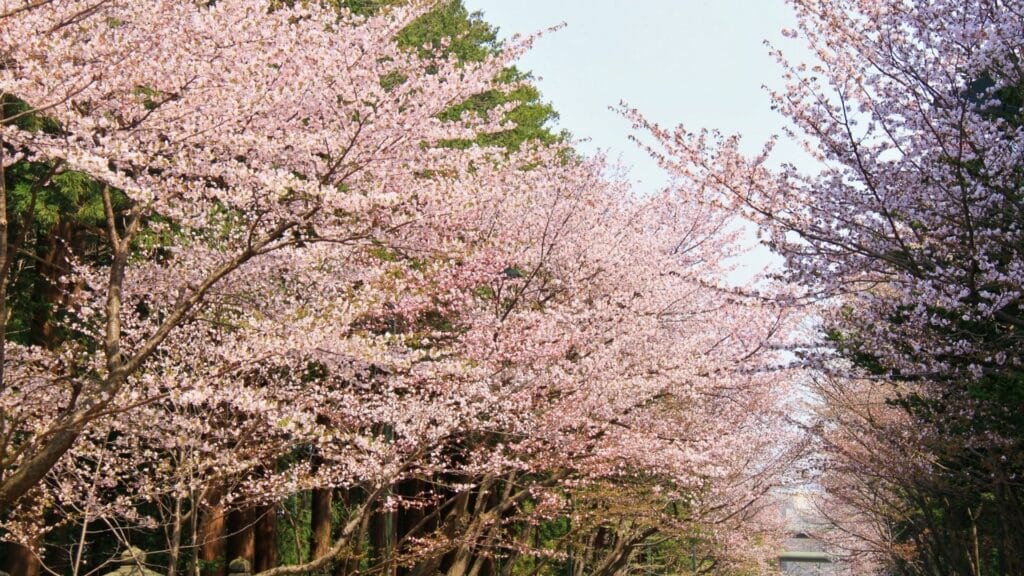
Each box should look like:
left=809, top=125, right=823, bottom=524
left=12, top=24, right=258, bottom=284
left=1, top=0, right=804, bottom=574
left=0, top=0, right=527, bottom=514
left=628, top=0, right=1024, bottom=572
left=10, top=142, right=799, bottom=575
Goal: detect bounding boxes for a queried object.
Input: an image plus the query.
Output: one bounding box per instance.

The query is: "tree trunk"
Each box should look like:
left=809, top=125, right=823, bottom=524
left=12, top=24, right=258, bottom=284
left=408, top=491, right=472, bottom=576
left=227, top=507, right=256, bottom=567
left=395, top=479, right=424, bottom=545
left=309, top=488, right=333, bottom=562
left=0, top=542, right=40, bottom=576
left=590, top=529, right=656, bottom=576
left=199, top=498, right=228, bottom=576
left=254, top=504, right=279, bottom=573
left=0, top=427, right=81, bottom=514
left=166, top=494, right=185, bottom=576
left=369, top=499, right=395, bottom=576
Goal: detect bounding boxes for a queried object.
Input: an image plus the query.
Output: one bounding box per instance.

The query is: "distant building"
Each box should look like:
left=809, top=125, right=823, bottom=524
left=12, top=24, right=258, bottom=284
left=779, top=491, right=835, bottom=575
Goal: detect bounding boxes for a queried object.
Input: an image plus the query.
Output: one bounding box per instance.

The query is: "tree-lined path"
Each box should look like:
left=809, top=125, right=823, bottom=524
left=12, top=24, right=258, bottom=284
left=2, top=1, right=1022, bottom=575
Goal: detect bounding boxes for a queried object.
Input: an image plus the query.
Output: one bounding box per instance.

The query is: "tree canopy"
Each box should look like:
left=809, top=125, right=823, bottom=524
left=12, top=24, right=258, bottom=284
left=0, top=2, right=795, bottom=576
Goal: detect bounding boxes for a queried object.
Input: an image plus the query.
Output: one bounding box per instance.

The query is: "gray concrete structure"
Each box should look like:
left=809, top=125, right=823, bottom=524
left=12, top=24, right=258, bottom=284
left=779, top=492, right=836, bottom=575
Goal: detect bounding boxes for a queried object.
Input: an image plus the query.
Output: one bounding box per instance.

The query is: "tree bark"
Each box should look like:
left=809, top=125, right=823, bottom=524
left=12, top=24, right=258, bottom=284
left=590, top=528, right=657, bottom=576
left=407, top=490, right=471, bottom=576
left=0, top=427, right=81, bottom=512
left=254, top=504, right=279, bottom=573
left=0, top=541, right=40, bottom=576
left=1, top=127, right=10, bottom=395
left=227, top=507, right=256, bottom=568
left=199, top=495, right=228, bottom=576
left=253, top=483, right=388, bottom=576
left=310, top=488, right=334, bottom=561
left=166, top=493, right=185, bottom=576
left=369, top=501, right=394, bottom=576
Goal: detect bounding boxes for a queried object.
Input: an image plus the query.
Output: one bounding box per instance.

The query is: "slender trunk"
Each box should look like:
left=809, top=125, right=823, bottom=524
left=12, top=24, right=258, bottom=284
left=254, top=504, right=279, bottom=573
left=970, top=508, right=980, bottom=576
left=71, top=461, right=99, bottom=576
left=1, top=127, right=9, bottom=394
left=28, top=220, right=70, bottom=347
left=466, top=476, right=515, bottom=576
left=71, top=515, right=89, bottom=576
left=284, top=496, right=303, bottom=564
left=190, top=489, right=202, bottom=576
left=395, top=479, right=424, bottom=546
left=445, top=476, right=497, bottom=576
left=167, top=494, right=185, bottom=576
left=333, top=488, right=361, bottom=576
left=589, top=529, right=656, bottom=576
left=454, top=470, right=525, bottom=576
left=497, top=524, right=531, bottom=576
left=253, top=483, right=388, bottom=576
left=407, top=491, right=471, bottom=576
left=310, top=488, right=334, bottom=561
left=370, top=500, right=395, bottom=576
left=572, top=529, right=599, bottom=576
left=465, top=552, right=492, bottom=576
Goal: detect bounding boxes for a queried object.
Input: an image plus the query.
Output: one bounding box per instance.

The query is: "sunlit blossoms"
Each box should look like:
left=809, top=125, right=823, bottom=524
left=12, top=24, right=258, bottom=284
left=0, top=1, right=799, bottom=574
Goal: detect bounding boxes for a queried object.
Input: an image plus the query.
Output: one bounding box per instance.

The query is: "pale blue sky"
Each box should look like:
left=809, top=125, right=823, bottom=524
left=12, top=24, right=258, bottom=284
left=463, top=0, right=810, bottom=190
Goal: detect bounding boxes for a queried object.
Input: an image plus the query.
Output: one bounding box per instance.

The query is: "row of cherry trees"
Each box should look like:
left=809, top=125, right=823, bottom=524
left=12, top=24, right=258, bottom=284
left=631, top=0, right=1024, bottom=573
left=0, top=1, right=800, bottom=575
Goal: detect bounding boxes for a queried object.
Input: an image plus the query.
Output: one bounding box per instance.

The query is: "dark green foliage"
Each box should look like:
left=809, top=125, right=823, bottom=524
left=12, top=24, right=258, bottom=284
left=2, top=90, right=129, bottom=351
left=395, top=1, right=499, bottom=62
left=342, top=0, right=564, bottom=151
left=401, top=2, right=565, bottom=151
left=440, top=71, right=563, bottom=150
left=2, top=93, right=62, bottom=133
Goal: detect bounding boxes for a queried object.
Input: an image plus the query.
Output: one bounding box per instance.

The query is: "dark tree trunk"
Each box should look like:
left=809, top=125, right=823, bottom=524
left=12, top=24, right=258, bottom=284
left=199, top=496, right=227, bottom=576
left=370, top=500, right=395, bottom=576
left=227, top=507, right=256, bottom=567
left=309, top=488, right=333, bottom=562
left=253, top=504, right=279, bottom=572
left=0, top=542, right=40, bottom=576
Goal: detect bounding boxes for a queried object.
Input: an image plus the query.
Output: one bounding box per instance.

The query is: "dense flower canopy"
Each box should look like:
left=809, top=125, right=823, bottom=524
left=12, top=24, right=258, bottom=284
left=10, top=0, right=1022, bottom=573
left=0, top=1, right=801, bottom=574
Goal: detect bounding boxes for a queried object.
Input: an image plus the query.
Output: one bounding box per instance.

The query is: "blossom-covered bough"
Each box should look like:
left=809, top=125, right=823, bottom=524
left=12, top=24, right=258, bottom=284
left=1, top=0, right=802, bottom=573
left=0, top=0, right=523, bottom=514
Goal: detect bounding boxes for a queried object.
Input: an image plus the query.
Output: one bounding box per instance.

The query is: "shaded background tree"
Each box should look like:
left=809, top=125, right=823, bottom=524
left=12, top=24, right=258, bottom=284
left=628, top=0, right=1024, bottom=573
